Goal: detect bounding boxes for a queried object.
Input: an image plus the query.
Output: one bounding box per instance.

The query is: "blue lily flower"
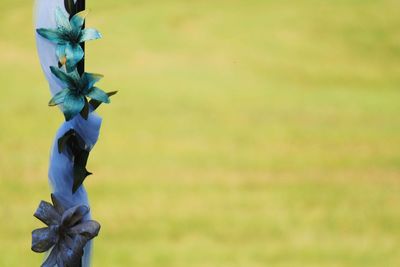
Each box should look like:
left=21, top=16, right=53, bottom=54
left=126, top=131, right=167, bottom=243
left=37, top=7, right=101, bottom=73
left=49, top=66, right=110, bottom=121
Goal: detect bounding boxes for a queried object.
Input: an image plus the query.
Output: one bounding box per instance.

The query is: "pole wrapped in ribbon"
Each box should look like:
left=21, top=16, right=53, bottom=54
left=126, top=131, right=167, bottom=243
left=32, top=0, right=115, bottom=266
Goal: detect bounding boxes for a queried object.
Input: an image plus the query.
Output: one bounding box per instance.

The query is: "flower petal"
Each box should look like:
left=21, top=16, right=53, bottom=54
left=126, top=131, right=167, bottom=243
left=61, top=205, right=90, bottom=227
left=65, top=43, right=84, bottom=73
left=34, top=201, right=61, bottom=226
left=70, top=10, right=89, bottom=29
left=50, top=66, right=76, bottom=88
left=41, top=245, right=58, bottom=267
left=56, top=44, right=67, bottom=66
left=49, top=89, right=69, bottom=106
left=36, top=29, right=64, bottom=43
left=79, top=28, right=102, bottom=42
left=82, top=73, right=103, bottom=91
left=69, top=69, right=82, bottom=83
left=31, top=226, right=58, bottom=253
left=90, top=91, right=118, bottom=110
left=57, top=237, right=85, bottom=267
left=86, top=87, right=110, bottom=103
left=63, top=93, right=85, bottom=121
left=69, top=220, right=101, bottom=239
left=72, top=148, right=92, bottom=194
left=51, top=194, right=67, bottom=215
left=55, top=7, right=71, bottom=31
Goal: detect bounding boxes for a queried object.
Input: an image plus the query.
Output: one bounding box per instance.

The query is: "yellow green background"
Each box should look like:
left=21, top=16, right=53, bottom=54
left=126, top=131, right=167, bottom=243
left=1, top=0, right=400, bottom=266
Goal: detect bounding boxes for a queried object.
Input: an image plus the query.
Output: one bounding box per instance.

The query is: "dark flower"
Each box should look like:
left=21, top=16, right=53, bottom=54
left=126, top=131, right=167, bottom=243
left=31, top=194, right=101, bottom=267
left=58, top=129, right=92, bottom=194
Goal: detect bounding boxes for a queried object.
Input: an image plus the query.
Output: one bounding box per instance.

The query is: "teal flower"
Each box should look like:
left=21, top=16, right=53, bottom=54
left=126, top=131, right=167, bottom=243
left=49, top=66, right=110, bottom=121
left=37, top=7, right=101, bottom=73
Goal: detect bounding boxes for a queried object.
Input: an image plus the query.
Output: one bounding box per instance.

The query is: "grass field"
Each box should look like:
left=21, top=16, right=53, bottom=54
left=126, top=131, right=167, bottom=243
left=1, top=0, right=400, bottom=266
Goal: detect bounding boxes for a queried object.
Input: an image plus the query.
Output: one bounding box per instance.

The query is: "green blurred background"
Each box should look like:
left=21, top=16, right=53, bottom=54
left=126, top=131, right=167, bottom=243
left=1, top=0, right=400, bottom=266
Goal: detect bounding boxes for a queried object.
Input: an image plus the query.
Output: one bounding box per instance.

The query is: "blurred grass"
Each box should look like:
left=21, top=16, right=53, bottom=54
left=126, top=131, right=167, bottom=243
left=1, top=0, right=400, bottom=266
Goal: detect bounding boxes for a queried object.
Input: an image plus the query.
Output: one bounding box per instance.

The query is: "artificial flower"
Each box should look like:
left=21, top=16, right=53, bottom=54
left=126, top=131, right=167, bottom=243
left=49, top=66, right=110, bottom=121
left=58, top=129, right=92, bottom=193
left=37, top=7, right=101, bottom=72
left=31, top=194, right=100, bottom=267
